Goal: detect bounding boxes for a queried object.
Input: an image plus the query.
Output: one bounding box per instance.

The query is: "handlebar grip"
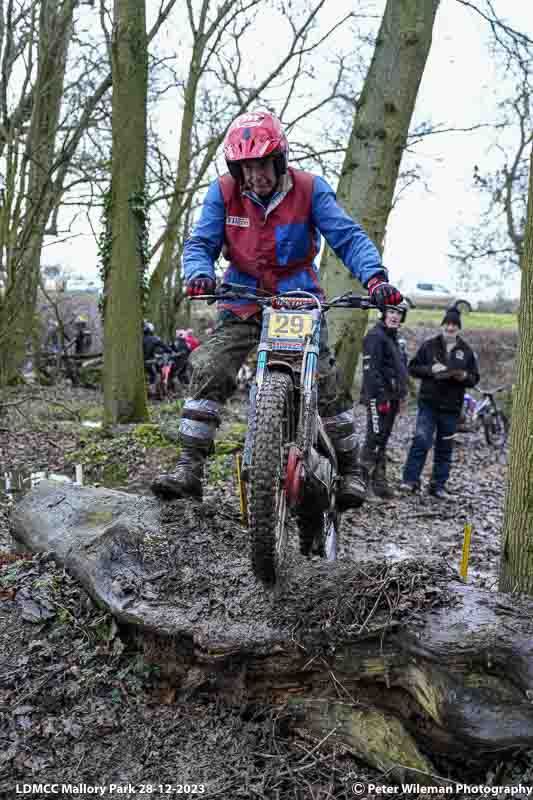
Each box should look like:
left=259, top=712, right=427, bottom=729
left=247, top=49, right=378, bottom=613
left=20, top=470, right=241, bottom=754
left=333, top=294, right=375, bottom=309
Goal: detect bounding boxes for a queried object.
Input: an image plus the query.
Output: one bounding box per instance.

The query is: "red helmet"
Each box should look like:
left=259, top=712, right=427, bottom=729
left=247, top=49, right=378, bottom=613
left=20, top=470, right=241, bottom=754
left=223, top=111, right=289, bottom=180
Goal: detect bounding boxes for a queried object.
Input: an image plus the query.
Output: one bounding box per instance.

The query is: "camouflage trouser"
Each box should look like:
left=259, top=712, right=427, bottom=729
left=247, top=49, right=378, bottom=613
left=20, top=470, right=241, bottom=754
left=177, top=313, right=356, bottom=453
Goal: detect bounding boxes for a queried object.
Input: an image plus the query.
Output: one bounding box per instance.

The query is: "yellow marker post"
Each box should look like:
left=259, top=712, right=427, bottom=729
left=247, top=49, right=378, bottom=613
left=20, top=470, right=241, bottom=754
left=236, top=454, right=248, bottom=527
left=460, top=523, right=473, bottom=581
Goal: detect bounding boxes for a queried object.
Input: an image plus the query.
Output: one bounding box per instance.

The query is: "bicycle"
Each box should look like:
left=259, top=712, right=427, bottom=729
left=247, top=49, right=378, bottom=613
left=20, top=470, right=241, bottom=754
left=460, top=385, right=510, bottom=448
left=196, top=285, right=377, bottom=585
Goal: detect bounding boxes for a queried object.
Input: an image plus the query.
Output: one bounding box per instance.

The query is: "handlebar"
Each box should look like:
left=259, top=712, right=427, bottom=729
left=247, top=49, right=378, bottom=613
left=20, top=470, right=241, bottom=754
left=145, top=352, right=175, bottom=365
left=190, top=283, right=379, bottom=312
left=475, top=384, right=511, bottom=397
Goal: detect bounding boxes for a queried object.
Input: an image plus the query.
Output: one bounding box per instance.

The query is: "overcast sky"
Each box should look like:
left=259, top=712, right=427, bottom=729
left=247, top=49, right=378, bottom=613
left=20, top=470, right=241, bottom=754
left=45, top=0, right=531, bottom=299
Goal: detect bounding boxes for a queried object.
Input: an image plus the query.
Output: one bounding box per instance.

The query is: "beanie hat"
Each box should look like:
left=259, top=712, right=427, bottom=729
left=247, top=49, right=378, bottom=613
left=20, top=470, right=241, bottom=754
left=441, top=307, right=461, bottom=329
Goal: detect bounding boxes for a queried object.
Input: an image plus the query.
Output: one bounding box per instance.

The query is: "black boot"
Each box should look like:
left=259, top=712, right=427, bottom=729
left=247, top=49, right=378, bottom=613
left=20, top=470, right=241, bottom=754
left=337, top=449, right=368, bottom=510
left=323, top=410, right=367, bottom=510
left=371, top=456, right=394, bottom=499
left=151, top=445, right=206, bottom=500
left=151, top=398, right=221, bottom=501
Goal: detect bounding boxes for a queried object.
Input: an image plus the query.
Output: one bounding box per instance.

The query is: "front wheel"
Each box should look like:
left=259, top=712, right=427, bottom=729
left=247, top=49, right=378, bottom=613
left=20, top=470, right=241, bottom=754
left=483, top=410, right=508, bottom=448
left=248, top=372, right=293, bottom=585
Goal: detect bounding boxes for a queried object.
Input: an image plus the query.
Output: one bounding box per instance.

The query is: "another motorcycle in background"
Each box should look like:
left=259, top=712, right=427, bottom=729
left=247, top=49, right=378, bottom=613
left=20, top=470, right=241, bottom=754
left=459, top=385, right=510, bottom=448
left=145, top=352, right=192, bottom=401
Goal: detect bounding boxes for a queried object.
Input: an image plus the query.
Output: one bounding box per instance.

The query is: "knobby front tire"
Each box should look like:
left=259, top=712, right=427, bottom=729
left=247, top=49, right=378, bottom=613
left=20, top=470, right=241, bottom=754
left=248, top=372, right=293, bottom=585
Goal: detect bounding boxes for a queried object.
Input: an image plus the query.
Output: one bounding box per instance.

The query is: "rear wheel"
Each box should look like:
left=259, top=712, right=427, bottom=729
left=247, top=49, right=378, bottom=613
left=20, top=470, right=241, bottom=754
left=155, top=372, right=167, bottom=401
left=483, top=410, right=508, bottom=447
left=248, top=372, right=293, bottom=585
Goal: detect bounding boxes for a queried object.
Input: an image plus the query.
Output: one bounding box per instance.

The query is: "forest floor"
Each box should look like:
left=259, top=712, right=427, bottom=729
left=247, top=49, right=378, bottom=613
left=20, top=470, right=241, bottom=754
left=0, top=382, right=528, bottom=799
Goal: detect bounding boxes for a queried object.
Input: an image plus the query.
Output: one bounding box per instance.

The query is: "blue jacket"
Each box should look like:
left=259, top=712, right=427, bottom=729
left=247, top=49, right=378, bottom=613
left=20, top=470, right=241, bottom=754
left=183, top=168, right=385, bottom=316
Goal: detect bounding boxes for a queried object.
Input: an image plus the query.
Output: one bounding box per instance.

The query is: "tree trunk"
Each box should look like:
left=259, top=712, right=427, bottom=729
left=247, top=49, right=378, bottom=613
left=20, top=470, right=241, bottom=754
left=145, top=27, right=207, bottom=331
left=499, top=148, right=533, bottom=594
left=103, top=0, right=149, bottom=424
left=0, top=0, right=75, bottom=385
left=321, top=0, right=440, bottom=393
left=11, top=480, right=533, bottom=781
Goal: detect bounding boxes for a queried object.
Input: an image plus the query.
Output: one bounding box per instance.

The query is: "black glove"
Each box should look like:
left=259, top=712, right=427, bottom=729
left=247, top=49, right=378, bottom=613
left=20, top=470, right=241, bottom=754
left=186, top=276, right=216, bottom=298
left=366, top=273, right=403, bottom=307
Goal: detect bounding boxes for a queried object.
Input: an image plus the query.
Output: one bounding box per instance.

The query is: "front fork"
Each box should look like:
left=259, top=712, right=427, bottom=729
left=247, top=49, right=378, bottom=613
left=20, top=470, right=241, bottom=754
left=239, top=333, right=332, bottom=518
left=241, top=348, right=268, bottom=479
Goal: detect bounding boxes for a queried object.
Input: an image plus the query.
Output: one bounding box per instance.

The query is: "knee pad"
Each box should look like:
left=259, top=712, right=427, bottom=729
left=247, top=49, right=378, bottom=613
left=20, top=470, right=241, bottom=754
left=179, top=399, right=222, bottom=451
left=322, top=410, right=358, bottom=452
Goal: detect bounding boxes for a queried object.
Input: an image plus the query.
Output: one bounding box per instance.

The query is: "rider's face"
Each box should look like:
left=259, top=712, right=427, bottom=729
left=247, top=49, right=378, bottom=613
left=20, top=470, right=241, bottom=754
left=241, top=156, right=278, bottom=196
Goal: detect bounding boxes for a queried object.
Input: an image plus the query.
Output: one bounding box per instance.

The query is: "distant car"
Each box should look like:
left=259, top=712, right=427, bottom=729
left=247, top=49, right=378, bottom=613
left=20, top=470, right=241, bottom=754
left=403, top=282, right=477, bottom=313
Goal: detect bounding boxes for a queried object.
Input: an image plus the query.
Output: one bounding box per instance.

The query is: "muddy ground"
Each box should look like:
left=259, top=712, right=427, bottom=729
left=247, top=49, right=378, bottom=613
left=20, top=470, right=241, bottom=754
left=0, top=382, right=528, bottom=799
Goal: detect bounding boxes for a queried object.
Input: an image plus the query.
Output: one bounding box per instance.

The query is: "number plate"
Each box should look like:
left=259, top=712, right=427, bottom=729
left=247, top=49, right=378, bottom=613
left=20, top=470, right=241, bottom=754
left=268, top=312, right=313, bottom=339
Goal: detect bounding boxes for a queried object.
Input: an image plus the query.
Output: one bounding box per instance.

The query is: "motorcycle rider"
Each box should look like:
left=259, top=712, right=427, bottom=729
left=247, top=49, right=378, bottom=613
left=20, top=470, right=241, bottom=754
left=171, top=329, right=193, bottom=385
left=143, top=321, right=173, bottom=386
left=183, top=329, right=200, bottom=352
left=151, top=110, right=402, bottom=503
left=359, top=303, right=409, bottom=499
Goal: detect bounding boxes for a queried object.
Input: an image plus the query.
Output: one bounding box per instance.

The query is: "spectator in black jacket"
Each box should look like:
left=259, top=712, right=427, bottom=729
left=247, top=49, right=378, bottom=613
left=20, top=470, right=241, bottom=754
left=360, top=304, right=409, bottom=498
left=400, top=306, right=480, bottom=499
left=73, top=316, right=92, bottom=356
left=143, top=321, right=173, bottom=384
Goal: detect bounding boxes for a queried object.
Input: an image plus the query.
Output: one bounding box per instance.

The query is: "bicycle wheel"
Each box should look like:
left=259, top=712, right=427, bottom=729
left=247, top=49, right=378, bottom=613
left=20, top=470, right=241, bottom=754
left=248, top=372, right=293, bottom=585
left=483, top=410, right=508, bottom=447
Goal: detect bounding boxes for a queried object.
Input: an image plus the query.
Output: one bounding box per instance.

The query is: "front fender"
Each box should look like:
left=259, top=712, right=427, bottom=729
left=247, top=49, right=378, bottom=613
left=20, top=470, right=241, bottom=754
left=264, top=359, right=299, bottom=382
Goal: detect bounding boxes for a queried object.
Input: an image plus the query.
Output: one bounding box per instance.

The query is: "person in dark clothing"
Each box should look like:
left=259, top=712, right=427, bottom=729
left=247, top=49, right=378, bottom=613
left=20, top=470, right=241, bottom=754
left=401, top=306, right=480, bottom=499
left=360, top=304, right=409, bottom=498
left=171, top=330, right=193, bottom=385
left=45, top=320, right=61, bottom=353
left=73, top=316, right=92, bottom=356
left=143, top=321, right=173, bottom=384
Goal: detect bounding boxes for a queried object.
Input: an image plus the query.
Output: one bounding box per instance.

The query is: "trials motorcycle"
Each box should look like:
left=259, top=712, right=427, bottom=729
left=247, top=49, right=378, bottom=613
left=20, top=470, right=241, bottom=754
left=200, top=287, right=377, bottom=585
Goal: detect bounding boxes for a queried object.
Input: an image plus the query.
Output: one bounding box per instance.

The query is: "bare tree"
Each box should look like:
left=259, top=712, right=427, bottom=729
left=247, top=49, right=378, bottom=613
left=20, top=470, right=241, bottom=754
left=0, top=0, right=76, bottom=384
left=0, top=0, right=180, bottom=384
left=499, top=145, right=533, bottom=595
left=320, top=0, right=441, bottom=394
left=102, top=0, right=149, bottom=424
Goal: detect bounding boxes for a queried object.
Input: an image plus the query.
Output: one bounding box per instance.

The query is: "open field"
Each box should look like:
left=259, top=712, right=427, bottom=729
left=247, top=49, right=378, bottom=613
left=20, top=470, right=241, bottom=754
left=369, top=308, right=518, bottom=330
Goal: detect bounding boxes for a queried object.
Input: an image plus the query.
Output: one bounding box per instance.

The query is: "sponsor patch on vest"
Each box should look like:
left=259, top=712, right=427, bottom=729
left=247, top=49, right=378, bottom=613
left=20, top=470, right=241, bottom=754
left=455, top=350, right=465, bottom=360
left=226, top=215, right=250, bottom=227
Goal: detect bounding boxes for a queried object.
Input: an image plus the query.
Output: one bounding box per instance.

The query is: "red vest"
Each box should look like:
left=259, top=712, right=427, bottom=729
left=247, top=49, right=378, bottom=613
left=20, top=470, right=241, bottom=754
left=218, top=168, right=319, bottom=294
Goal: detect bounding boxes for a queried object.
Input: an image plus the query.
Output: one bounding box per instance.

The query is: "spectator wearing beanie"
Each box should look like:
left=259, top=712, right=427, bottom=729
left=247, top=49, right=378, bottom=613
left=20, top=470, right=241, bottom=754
left=400, top=305, right=480, bottom=499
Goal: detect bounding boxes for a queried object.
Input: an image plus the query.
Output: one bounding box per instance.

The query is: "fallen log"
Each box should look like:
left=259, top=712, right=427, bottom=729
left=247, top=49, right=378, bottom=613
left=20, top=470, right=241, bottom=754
left=9, top=480, right=533, bottom=782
